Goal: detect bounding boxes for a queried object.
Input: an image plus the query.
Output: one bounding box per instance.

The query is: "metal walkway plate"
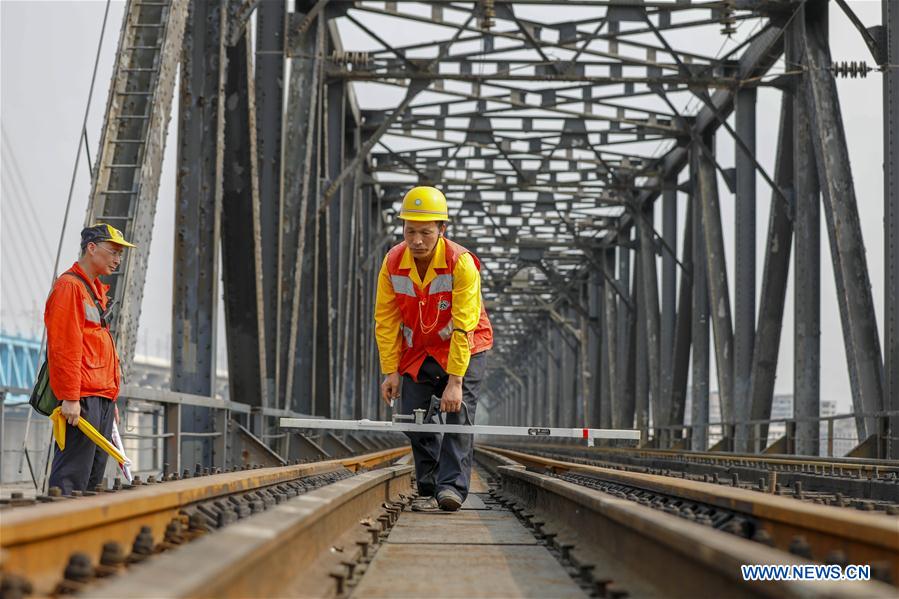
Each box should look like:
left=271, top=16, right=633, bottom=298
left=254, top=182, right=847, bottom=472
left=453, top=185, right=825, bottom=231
left=352, top=544, right=586, bottom=598
left=385, top=510, right=538, bottom=545
left=352, top=491, right=586, bottom=598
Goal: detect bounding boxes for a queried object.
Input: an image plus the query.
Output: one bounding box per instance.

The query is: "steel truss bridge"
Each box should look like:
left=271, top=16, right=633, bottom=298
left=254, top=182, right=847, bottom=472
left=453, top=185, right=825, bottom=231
left=26, top=0, right=899, bottom=464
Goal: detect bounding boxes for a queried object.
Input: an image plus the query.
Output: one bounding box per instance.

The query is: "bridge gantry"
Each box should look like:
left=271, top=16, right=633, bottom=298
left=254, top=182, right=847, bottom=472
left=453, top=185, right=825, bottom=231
left=70, top=0, right=899, bottom=462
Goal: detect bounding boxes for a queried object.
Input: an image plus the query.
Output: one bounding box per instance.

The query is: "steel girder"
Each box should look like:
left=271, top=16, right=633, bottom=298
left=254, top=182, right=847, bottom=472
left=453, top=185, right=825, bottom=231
left=802, top=1, right=885, bottom=442
left=748, top=94, right=793, bottom=451
left=790, top=5, right=822, bottom=456
left=86, top=0, right=189, bottom=373
left=884, top=0, right=899, bottom=459
left=172, top=0, right=225, bottom=398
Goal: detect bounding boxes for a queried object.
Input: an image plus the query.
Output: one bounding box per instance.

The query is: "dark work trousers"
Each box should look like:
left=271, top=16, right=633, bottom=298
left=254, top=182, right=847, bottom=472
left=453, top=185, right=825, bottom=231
left=48, top=396, right=115, bottom=495
left=401, top=351, right=487, bottom=501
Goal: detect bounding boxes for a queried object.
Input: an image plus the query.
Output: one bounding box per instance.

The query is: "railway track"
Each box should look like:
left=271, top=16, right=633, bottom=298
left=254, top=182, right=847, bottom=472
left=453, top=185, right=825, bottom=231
left=487, top=441, right=899, bottom=507
left=497, top=441, right=899, bottom=478
left=0, top=446, right=409, bottom=597
left=479, top=445, right=899, bottom=590
left=2, top=444, right=896, bottom=598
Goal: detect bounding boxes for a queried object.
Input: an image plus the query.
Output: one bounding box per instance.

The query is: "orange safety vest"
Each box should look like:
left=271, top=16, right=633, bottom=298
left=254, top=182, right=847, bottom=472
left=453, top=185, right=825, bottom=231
left=386, top=239, right=493, bottom=379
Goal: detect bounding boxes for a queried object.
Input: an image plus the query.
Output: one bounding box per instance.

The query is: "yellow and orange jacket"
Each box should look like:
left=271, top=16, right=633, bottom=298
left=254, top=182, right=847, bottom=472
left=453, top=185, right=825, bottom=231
left=375, top=237, right=492, bottom=380
left=44, top=262, right=121, bottom=401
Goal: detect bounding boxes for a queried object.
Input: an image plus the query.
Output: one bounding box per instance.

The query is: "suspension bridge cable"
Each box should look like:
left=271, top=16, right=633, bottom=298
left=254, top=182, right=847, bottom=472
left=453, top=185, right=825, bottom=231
left=0, top=165, right=54, bottom=296
left=0, top=177, right=51, bottom=304
left=1, top=127, right=56, bottom=265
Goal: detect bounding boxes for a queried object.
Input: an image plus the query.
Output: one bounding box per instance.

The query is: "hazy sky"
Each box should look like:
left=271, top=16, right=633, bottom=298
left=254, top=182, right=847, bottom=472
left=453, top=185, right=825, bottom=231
left=0, top=1, right=888, bottom=414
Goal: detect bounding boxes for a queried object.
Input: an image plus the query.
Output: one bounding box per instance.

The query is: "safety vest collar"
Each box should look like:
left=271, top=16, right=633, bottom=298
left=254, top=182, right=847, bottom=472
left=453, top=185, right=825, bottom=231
left=397, top=237, right=448, bottom=290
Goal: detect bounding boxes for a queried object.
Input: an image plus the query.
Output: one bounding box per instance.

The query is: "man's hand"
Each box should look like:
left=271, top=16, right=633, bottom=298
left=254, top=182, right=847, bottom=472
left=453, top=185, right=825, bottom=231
left=61, top=399, right=81, bottom=426
left=381, top=372, right=401, bottom=406
left=440, top=375, right=463, bottom=413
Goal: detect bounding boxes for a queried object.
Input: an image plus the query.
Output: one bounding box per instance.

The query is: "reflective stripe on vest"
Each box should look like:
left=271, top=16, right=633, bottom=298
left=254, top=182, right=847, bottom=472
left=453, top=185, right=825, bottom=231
left=84, top=300, right=101, bottom=325
left=402, top=325, right=414, bottom=348
left=391, top=275, right=416, bottom=297
left=438, top=320, right=454, bottom=341
left=428, top=274, right=454, bottom=295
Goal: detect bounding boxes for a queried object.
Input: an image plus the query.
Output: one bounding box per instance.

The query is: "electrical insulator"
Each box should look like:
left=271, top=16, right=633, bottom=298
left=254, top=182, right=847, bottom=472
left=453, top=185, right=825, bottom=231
left=830, top=60, right=872, bottom=79
left=329, top=51, right=371, bottom=67
left=720, top=2, right=737, bottom=37
left=480, top=0, right=495, bottom=30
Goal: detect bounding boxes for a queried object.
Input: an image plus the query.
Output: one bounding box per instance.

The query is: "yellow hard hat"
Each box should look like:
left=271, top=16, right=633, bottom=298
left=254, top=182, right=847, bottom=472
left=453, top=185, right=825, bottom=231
left=81, top=223, right=136, bottom=248
left=398, top=186, right=449, bottom=222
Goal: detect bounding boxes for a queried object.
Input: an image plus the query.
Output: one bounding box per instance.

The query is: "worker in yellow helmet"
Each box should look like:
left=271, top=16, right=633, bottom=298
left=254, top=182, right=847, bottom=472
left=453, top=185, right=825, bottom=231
left=374, top=186, right=493, bottom=512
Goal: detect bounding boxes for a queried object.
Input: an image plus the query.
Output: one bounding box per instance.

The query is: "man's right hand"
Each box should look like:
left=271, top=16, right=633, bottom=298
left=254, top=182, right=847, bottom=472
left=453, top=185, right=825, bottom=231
left=381, top=372, right=400, bottom=406
left=61, top=399, right=81, bottom=426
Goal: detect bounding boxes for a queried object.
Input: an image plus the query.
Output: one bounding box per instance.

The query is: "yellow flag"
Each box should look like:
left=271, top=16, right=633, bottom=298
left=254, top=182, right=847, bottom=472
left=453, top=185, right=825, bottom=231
left=50, top=406, right=129, bottom=465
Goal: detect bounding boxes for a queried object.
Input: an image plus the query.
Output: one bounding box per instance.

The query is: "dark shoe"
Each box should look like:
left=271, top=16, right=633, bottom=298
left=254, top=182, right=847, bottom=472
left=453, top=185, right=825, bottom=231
left=411, top=496, right=439, bottom=512
left=437, top=489, right=463, bottom=511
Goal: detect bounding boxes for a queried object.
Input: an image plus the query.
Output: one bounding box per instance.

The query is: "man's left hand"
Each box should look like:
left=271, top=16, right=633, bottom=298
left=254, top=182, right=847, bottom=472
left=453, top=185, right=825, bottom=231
left=440, top=376, right=463, bottom=413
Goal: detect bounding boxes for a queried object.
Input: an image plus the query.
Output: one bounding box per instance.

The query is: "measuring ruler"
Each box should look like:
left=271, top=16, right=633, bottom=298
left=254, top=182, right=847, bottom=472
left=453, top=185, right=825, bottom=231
left=279, top=417, right=640, bottom=447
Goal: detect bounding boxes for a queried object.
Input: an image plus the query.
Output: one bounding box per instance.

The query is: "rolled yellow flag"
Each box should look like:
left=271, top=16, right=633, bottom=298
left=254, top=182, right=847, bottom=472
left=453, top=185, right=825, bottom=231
left=50, top=406, right=129, bottom=466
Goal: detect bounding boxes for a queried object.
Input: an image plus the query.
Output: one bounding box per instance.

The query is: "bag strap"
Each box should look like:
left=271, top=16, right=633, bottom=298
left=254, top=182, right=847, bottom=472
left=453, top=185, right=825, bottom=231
left=61, top=271, right=106, bottom=328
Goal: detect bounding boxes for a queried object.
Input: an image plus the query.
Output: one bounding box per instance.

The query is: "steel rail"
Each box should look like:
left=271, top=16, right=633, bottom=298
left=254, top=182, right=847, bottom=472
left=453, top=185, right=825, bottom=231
left=84, top=464, right=414, bottom=598
left=0, top=446, right=409, bottom=596
left=481, top=446, right=899, bottom=586
left=476, top=447, right=897, bottom=598
left=490, top=441, right=899, bottom=475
